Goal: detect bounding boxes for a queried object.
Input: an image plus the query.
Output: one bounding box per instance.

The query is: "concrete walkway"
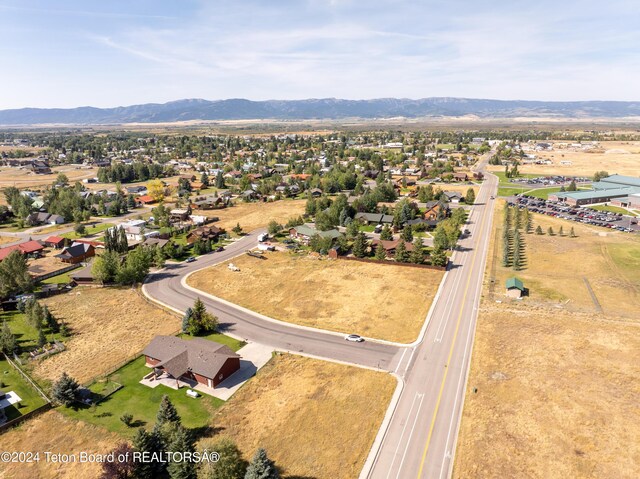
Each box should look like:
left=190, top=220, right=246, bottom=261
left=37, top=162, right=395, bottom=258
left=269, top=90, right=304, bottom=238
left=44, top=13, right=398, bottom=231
left=211, top=342, right=274, bottom=401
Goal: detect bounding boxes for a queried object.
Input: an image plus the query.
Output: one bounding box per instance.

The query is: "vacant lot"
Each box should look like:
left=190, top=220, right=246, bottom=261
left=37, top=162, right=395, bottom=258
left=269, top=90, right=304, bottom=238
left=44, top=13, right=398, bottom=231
left=34, top=287, right=180, bottom=383
left=0, top=411, right=120, bottom=479
left=0, top=165, right=94, bottom=188
left=188, top=251, right=443, bottom=342
left=489, top=201, right=639, bottom=319
left=453, top=200, right=640, bottom=478
left=201, top=199, right=306, bottom=232
left=27, top=250, right=68, bottom=278
left=454, top=305, right=640, bottom=478
left=209, top=354, right=396, bottom=479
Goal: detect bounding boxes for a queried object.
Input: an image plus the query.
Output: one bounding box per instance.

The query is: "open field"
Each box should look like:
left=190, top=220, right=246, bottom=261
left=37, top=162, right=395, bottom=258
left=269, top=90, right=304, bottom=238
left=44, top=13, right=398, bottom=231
left=0, top=234, right=15, bottom=245
left=188, top=251, right=444, bottom=342
left=0, top=165, right=95, bottom=188
left=34, top=287, right=180, bottom=383
left=0, top=356, right=48, bottom=421
left=454, top=304, right=640, bottom=478
left=488, top=200, right=640, bottom=319
left=453, top=199, right=640, bottom=478
left=201, top=199, right=306, bottom=232
left=62, top=355, right=225, bottom=435
left=209, top=353, right=397, bottom=479
left=59, top=221, right=114, bottom=239
left=0, top=410, right=121, bottom=479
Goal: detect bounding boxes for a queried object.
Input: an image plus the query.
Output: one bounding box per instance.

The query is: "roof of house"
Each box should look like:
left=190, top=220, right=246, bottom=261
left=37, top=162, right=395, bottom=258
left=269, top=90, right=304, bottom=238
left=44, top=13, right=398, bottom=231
left=44, top=235, right=65, bottom=244
left=136, top=195, right=155, bottom=203
left=56, top=242, right=94, bottom=260
left=143, top=336, right=240, bottom=380
left=506, top=277, right=524, bottom=291
left=142, top=237, right=170, bottom=248
left=291, top=224, right=341, bottom=239
left=0, top=240, right=44, bottom=261
left=371, top=239, right=415, bottom=252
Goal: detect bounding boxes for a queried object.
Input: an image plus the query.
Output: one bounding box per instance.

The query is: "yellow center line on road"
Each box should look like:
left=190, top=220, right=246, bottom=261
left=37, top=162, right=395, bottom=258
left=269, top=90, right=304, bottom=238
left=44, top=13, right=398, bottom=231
left=416, top=185, right=493, bottom=479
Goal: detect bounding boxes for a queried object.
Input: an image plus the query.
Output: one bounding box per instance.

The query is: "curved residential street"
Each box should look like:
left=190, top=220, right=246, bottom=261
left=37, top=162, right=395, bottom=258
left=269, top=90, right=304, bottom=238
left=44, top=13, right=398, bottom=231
left=142, top=159, right=498, bottom=479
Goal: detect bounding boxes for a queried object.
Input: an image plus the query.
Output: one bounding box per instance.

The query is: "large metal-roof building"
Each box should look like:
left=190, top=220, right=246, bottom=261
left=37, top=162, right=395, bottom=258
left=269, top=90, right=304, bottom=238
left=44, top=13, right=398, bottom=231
left=549, top=175, right=640, bottom=206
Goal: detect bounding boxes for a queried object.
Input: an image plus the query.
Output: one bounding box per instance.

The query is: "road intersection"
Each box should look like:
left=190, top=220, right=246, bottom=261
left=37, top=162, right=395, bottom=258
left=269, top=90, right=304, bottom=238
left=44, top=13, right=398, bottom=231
left=143, top=164, right=498, bottom=479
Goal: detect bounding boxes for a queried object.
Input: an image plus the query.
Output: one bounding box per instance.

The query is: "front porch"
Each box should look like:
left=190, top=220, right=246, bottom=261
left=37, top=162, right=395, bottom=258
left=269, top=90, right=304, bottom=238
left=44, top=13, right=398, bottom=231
left=140, top=371, right=218, bottom=397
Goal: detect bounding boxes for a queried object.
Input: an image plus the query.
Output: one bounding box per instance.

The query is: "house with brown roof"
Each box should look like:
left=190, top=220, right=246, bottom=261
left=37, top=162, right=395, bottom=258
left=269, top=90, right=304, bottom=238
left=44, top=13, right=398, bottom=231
left=186, top=225, right=225, bottom=244
left=142, top=336, right=241, bottom=389
left=44, top=236, right=66, bottom=249
left=370, top=239, right=415, bottom=258
left=55, top=242, right=95, bottom=264
left=423, top=201, right=449, bottom=221
left=452, top=172, right=469, bottom=182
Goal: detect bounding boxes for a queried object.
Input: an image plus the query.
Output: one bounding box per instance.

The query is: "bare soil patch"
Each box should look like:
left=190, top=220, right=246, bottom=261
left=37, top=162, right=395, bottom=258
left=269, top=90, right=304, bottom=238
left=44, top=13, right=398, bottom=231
left=188, top=251, right=443, bottom=342
left=208, top=354, right=397, bottom=479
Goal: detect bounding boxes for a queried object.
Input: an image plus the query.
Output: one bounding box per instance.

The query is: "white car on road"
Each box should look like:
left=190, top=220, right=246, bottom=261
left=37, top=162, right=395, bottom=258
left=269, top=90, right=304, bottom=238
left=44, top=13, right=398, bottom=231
left=345, top=334, right=364, bottom=342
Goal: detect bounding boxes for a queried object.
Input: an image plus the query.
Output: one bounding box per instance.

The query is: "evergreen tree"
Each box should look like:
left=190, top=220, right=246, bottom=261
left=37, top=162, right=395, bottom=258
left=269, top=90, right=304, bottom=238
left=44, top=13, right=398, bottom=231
left=570, top=227, right=576, bottom=238
left=379, top=224, right=393, bottom=241
left=51, top=372, right=80, bottom=406
left=535, top=225, right=543, bottom=235
left=430, top=247, right=448, bottom=267
left=166, top=426, right=197, bottom=479
left=547, top=226, right=554, bottom=236
left=132, top=428, right=164, bottom=478
left=157, top=395, right=181, bottom=426
left=351, top=232, right=367, bottom=258
left=200, top=437, right=247, bottom=479
left=410, top=237, right=425, bottom=264
left=401, top=224, right=413, bottom=242
left=99, top=443, right=135, bottom=479
left=201, top=172, right=209, bottom=187
left=464, top=188, right=475, bottom=204
left=43, top=305, right=59, bottom=333
left=215, top=171, right=225, bottom=189
left=0, top=320, right=17, bottom=354
left=232, top=223, right=243, bottom=235
left=559, top=226, right=564, bottom=236
left=185, top=298, right=218, bottom=336
left=394, top=239, right=408, bottom=263
left=37, top=325, right=46, bottom=348
left=0, top=250, right=34, bottom=300
left=182, top=308, right=193, bottom=333
left=374, top=242, right=387, bottom=260
left=346, top=221, right=359, bottom=239
left=244, top=448, right=279, bottom=479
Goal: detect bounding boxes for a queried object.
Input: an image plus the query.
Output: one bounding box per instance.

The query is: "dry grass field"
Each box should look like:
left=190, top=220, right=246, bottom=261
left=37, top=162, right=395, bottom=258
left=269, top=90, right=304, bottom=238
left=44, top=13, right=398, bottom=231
left=0, top=410, right=120, bottom=479
left=202, top=199, right=306, bottom=232
left=0, top=234, right=16, bottom=245
left=207, top=354, right=397, bottom=479
left=34, top=287, right=180, bottom=383
left=0, top=165, right=95, bottom=188
left=453, top=200, right=640, bottom=478
left=188, top=251, right=443, bottom=342
left=489, top=202, right=639, bottom=319
left=490, top=140, right=640, bottom=176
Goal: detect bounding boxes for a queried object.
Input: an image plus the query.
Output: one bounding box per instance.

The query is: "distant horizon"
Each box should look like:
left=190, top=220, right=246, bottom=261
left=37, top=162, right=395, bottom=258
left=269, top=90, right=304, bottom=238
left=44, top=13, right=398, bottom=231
left=2, top=1, right=640, bottom=109
left=4, top=96, right=640, bottom=112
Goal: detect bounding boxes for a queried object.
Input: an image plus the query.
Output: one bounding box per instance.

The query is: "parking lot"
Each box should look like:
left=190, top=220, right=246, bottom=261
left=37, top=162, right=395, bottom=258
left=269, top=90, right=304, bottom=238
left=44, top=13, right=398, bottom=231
left=510, top=194, right=640, bottom=233
left=509, top=175, right=591, bottom=186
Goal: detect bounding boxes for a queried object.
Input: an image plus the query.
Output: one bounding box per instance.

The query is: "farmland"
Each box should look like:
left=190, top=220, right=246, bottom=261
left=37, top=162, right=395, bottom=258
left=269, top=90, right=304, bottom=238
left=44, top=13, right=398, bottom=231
left=188, top=250, right=444, bottom=342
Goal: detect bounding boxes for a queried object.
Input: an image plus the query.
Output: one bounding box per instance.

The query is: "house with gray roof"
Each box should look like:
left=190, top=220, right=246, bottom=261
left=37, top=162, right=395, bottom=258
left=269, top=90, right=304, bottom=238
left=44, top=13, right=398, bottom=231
left=143, top=336, right=241, bottom=389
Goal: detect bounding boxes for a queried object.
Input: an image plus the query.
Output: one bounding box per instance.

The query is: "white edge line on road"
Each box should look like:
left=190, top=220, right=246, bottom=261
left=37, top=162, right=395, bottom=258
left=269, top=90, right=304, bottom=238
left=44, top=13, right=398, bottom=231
left=359, top=374, right=405, bottom=479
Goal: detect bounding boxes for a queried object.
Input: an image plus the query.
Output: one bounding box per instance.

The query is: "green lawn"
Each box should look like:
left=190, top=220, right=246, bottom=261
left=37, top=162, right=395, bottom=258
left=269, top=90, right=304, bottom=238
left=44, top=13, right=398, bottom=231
left=61, top=333, right=244, bottom=436
left=492, top=171, right=540, bottom=184
left=62, top=356, right=224, bottom=436
left=523, top=186, right=564, bottom=200
left=0, top=356, right=48, bottom=421
left=40, top=271, right=74, bottom=285
left=497, top=186, right=529, bottom=197
left=61, top=222, right=114, bottom=240
left=0, top=310, right=64, bottom=353
left=179, top=332, right=245, bottom=351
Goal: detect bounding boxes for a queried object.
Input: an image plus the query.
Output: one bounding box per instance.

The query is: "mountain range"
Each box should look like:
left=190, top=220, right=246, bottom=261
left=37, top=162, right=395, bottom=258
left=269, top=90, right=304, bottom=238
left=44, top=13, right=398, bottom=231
left=1, top=98, right=640, bottom=125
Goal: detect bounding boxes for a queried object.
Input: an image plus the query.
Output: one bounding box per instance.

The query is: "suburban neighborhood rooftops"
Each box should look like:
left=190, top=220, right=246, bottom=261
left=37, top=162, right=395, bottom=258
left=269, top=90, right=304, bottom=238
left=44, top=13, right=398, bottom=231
left=143, top=336, right=240, bottom=380
left=291, top=224, right=341, bottom=239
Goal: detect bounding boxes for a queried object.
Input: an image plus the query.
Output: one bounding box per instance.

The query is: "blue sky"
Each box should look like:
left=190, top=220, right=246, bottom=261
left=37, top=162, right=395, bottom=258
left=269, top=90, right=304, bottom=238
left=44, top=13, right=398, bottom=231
left=1, top=0, right=639, bottom=108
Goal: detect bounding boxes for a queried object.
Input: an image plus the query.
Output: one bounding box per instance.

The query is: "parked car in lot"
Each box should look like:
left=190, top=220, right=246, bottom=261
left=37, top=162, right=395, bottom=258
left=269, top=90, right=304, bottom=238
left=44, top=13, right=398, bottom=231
left=345, top=334, right=365, bottom=342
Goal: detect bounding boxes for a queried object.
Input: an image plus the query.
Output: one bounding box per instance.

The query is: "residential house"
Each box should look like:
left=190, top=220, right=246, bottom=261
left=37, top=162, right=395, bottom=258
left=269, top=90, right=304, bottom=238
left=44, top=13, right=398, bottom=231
left=354, top=213, right=394, bottom=225
left=186, top=225, right=225, bottom=244
left=136, top=195, right=157, bottom=205
left=0, top=240, right=45, bottom=262
left=371, top=239, right=415, bottom=257
left=191, top=194, right=227, bottom=210
left=423, top=201, right=449, bottom=221
left=452, top=172, right=469, bottom=182
left=55, top=242, right=95, bottom=264
left=143, top=336, right=241, bottom=389
left=142, top=237, right=170, bottom=249
left=26, top=212, right=65, bottom=226
left=289, top=224, right=342, bottom=243
left=43, top=236, right=66, bottom=249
